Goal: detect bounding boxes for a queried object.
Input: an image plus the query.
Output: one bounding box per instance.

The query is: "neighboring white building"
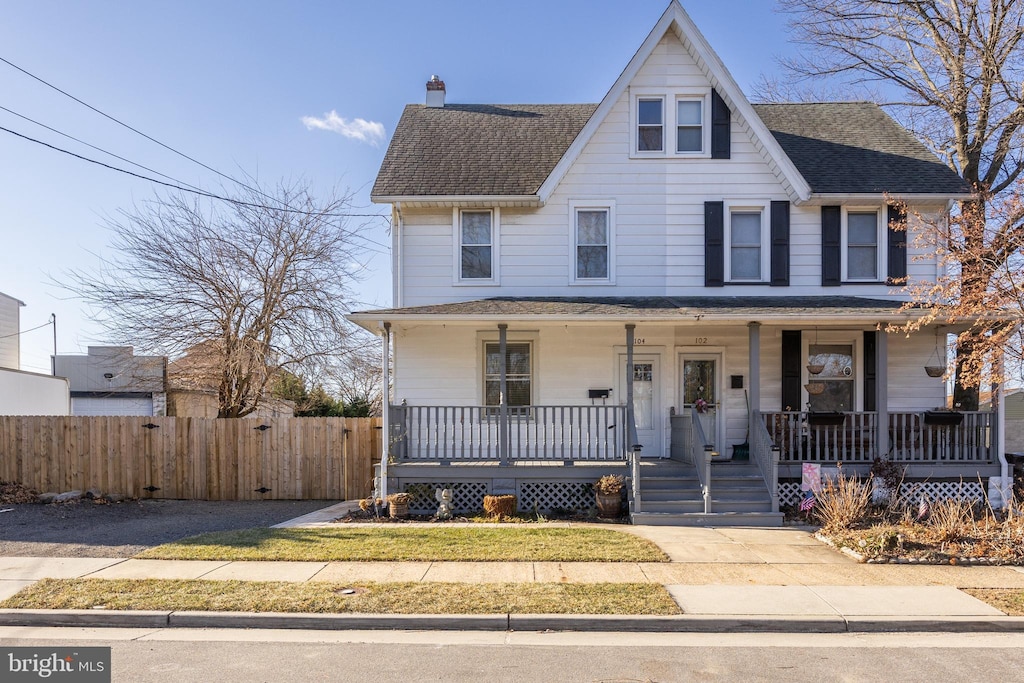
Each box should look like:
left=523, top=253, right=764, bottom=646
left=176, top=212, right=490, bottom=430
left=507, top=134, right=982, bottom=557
left=0, top=291, right=70, bottom=415
left=349, top=1, right=1007, bottom=523
left=54, top=346, right=166, bottom=416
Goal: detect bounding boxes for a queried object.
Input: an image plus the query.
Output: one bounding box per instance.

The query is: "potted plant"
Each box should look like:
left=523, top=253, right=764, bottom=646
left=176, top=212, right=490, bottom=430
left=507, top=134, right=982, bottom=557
left=387, top=492, right=411, bottom=519
left=594, top=474, right=625, bottom=518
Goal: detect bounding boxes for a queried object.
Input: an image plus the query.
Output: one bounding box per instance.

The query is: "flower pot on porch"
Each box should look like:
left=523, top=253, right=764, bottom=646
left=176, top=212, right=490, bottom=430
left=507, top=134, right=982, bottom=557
left=595, top=492, right=622, bottom=519
left=807, top=411, right=846, bottom=427
left=923, top=410, right=963, bottom=426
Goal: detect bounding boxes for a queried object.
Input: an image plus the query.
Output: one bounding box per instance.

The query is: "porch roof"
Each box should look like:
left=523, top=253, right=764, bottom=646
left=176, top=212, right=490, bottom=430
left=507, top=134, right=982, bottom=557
left=349, top=296, right=927, bottom=328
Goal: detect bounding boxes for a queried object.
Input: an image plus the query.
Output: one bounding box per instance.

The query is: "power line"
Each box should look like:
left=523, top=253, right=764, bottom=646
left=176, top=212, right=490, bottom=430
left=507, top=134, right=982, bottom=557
left=0, top=54, right=393, bottom=234
left=0, top=103, right=207, bottom=195
left=0, top=319, right=52, bottom=339
left=0, top=123, right=392, bottom=254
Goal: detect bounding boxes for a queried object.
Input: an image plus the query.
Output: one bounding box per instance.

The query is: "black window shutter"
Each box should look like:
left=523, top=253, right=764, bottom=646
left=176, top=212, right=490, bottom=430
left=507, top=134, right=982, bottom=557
left=770, top=201, right=790, bottom=286
left=705, top=201, right=725, bottom=287
left=863, top=331, right=877, bottom=412
left=821, top=206, right=841, bottom=287
left=711, top=89, right=731, bottom=159
left=887, top=205, right=907, bottom=284
left=781, top=330, right=802, bottom=412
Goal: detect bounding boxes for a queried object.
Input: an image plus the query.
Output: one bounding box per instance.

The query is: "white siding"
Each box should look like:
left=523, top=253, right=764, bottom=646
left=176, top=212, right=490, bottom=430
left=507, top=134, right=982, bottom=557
left=396, top=35, right=942, bottom=306
left=0, top=293, right=21, bottom=371
left=0, top=368, right=69, bottom=415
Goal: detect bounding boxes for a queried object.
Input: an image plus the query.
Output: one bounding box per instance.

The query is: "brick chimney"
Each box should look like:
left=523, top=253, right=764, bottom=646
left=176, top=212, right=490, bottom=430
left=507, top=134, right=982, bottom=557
left=426, top=75, right=446, bottom=108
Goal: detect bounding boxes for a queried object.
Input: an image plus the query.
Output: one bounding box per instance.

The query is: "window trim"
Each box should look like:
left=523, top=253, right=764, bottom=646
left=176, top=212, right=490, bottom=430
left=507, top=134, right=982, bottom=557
left=841, top=206, right=884, bottom=283
left=569, top=200, right=616, bottom=285
left=630, top=88, right=711, bottom=158
left=453, top=207, right=500, bottom=285
left=723, top=200, right=770, bottom=283
left=802, top=332, right=863, bottom=412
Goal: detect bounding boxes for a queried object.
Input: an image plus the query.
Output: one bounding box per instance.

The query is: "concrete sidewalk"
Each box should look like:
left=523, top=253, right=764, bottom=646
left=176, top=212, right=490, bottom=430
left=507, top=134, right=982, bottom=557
left=2, top=508, right=1024, bottom=632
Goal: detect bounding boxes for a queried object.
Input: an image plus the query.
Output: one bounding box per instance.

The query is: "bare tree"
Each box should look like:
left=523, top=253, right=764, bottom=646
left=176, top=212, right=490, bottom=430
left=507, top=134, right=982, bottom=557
left=331, top=336, right=385, bottom=416
left=777, top=0, right=1024, bottom=407
left=68, top=181, right=367, bottom=417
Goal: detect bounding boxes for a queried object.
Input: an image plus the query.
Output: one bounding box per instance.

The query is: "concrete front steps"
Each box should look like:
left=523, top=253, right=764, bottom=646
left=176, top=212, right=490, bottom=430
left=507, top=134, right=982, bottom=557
left=630, top=458, right=784, bottom=527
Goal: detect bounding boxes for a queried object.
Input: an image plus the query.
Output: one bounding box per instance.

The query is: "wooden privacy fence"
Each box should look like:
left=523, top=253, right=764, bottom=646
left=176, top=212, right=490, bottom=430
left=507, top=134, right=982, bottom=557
left=0, top=416, right=381, bottom=501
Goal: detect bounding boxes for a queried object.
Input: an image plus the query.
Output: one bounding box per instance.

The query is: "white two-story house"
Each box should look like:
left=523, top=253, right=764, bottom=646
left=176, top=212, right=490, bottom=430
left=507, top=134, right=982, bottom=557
left=350, top=1, right=1008, bottom=524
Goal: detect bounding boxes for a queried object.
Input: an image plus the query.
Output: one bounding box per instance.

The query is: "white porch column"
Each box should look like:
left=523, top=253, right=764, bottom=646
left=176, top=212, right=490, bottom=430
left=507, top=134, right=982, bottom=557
left=498, top=323, right=509, bottom=465
left=625, top=324, right=638, bottom=451
left=877, top=328, right=889, bottom=460
left=747, top=322, right=761, bottom=416
left=379, top=321, right=391, bottom=500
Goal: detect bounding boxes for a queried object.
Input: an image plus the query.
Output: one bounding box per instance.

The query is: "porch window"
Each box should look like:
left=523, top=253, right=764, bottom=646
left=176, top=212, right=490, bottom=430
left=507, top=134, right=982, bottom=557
left=484, top=342, right=531, bottom=413
left=459, top=210, right=494, bottom=280
left=807, top=343, right=854, bottom=412
left=845, top=210, right=880, bottom=281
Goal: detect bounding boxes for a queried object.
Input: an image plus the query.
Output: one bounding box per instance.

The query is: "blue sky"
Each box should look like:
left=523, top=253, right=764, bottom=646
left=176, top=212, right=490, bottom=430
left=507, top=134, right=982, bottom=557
left=0, top=0, right=797, bottom=374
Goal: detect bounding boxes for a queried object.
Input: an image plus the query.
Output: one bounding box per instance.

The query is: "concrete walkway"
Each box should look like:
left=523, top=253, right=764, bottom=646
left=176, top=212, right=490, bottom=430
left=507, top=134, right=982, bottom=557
left=2, top=504, right=1024, bottom=632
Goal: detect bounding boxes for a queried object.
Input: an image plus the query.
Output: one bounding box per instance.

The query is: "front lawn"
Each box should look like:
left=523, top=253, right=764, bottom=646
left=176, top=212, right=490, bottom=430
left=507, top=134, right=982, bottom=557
left=0, top=578, right=680, bottom=615
left=135, top=527, right=668, bottom=562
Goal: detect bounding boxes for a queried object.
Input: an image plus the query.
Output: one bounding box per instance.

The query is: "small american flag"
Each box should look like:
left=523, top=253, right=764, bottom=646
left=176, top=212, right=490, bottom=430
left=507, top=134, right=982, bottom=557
left=799, top=492, right=816, bottom=512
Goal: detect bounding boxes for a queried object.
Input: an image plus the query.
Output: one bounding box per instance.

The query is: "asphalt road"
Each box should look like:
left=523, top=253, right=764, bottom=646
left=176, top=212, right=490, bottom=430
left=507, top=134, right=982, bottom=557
left=3, top=628, right=1023, bottom=682
left=0, top=499, right=337, bottom=557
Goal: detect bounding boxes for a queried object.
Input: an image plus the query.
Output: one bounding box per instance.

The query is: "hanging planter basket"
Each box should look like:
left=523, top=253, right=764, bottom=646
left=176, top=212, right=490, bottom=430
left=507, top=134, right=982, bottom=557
left=805, top=382, right=826, bottom=395
left=806, top=364, right=825, bottom=375
left=924, top=366, right=945, bottom=378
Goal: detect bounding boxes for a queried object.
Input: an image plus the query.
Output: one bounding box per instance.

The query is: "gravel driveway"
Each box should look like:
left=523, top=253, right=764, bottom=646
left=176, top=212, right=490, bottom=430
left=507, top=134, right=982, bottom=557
left=0, top=499, right=337, bottom=558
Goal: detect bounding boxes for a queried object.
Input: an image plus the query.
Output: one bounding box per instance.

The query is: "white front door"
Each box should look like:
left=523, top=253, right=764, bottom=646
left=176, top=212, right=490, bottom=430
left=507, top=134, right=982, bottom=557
left=680, top=353, right=723, bottom=451
left=619, top=354, right=662, bottom=457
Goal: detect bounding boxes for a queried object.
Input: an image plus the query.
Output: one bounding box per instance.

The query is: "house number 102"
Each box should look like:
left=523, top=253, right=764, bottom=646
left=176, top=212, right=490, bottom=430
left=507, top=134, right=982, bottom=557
left=695, top=337, right=709, bottom=344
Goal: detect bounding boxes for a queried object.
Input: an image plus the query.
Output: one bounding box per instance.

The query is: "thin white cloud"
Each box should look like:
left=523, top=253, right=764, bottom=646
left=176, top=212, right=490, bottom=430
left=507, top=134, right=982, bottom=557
left=301, top=111, right=385, bottom=146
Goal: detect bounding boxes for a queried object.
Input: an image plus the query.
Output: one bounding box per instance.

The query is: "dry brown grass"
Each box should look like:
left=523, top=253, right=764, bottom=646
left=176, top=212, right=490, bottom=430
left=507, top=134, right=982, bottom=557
left=0, top=578, right=681, bottom=615
left=963, top=589, right=1024, bottom=615
left=812, top=473, right=872, bottom=532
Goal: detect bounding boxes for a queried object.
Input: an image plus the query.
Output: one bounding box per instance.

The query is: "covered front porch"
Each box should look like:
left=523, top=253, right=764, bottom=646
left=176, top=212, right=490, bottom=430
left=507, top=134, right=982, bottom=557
left=350, top=296, right=1008, bottom=521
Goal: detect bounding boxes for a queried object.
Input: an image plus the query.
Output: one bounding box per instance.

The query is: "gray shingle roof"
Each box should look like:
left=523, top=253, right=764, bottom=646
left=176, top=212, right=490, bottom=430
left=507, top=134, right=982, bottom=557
left=373, top=99, right=969, bottom=199
left=352, top=296, right=917, bottom=318
left=371, top=104, right=598, bottom=198
left=752, top=102, right=970, bottom=195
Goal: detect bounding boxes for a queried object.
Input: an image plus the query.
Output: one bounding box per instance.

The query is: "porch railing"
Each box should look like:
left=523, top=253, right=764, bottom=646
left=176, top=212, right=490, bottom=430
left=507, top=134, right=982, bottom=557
left=389, top=404, right=627, bottom=462
left=689, top=406, right=712, bottom=513
left=761, top=411, right=993, bottom=463
left=749, top=410, right=779, bottom=512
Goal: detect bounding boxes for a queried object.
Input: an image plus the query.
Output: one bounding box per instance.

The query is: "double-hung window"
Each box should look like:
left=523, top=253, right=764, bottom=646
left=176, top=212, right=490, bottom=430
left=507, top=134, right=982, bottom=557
left=457, top=209, right=495, bottom=282
left=844, top=209, right=881, bottom=281
left=570, top=201, right=615, bottom=283
left=637, top=98, right=664, bottom=152
left=484, top=342, right=531, bottom=414
left=723, top=202, right=769, bottom=282
left=676, top=99, right=703, bottom=153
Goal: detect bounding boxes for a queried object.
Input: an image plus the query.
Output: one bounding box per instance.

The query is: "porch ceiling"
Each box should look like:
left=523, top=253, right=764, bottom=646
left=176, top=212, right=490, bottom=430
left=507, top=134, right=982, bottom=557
left=348, top=296, right=934, bottom=330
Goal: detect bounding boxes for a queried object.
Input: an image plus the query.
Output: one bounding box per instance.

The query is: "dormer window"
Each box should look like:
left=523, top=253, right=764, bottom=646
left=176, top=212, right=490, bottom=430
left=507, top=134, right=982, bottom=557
left=637, top=98, right=664, bottom=151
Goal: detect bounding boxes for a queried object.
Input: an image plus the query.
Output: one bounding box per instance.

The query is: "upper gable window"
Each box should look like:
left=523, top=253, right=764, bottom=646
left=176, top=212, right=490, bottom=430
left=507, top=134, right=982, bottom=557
left=455, top=209, right=498, bottom=283
left=844, top=209, right=881, bottom=281
left=637, top=98, right=664, bottom=152
left=676, top=99, right=703, bottom=153
left=570, top=200, right=615, bottom=284
left=632, top=90, right=709, bottom=158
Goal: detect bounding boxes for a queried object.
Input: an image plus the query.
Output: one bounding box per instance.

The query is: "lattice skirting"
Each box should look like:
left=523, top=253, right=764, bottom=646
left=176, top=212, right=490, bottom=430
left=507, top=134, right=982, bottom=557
left=778, top=479, right=987, bottom=508
left=399, top=480, right=596, bottom=514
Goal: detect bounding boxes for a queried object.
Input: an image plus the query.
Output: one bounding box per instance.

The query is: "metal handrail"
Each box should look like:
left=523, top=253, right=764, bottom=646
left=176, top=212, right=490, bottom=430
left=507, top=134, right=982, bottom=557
left=690, top=406, right=713, bottom=513
left=749, top=410, right=779, bottom=512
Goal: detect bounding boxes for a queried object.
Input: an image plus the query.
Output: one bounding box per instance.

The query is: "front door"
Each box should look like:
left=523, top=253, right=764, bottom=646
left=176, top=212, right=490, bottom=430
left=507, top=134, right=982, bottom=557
left=681, top=353, right=723, bottom=451
left=619, top=354, right=662, bottom=457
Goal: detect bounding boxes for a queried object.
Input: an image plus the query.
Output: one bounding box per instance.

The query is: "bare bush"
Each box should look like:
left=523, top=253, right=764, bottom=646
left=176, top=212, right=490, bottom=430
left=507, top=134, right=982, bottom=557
left=813, top=474, right=871, bottom=532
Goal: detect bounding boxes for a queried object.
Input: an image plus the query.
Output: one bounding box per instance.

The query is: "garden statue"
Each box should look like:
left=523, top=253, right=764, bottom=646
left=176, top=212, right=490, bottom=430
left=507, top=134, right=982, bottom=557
left=435, top=488, right=454, bottom=520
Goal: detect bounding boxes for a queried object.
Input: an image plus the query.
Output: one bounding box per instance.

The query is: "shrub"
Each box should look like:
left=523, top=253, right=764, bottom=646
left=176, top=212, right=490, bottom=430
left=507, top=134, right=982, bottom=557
left=595, top=475, right=625, bottom=495
left=813, top=473, right=871, bottom=532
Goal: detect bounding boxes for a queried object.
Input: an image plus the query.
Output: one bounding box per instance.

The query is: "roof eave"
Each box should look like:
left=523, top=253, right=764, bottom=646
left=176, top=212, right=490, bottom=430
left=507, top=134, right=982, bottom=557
left=806, top=192, right=975, bottom=204
left=371, top=194, right=543, bottom=208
